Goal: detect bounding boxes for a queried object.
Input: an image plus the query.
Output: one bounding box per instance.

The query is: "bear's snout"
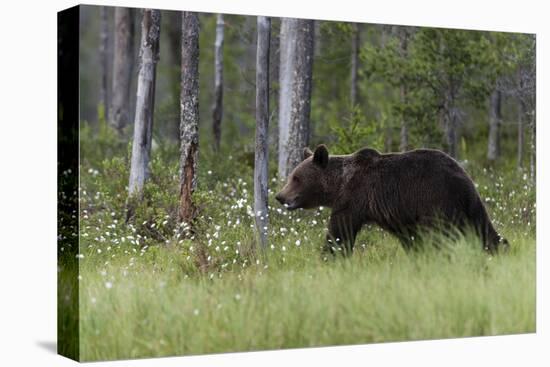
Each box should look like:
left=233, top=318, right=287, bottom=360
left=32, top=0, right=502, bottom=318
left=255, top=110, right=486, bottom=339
left=275, top=192, right=284, bottom=204
left=275, top=191, right=300, bottom=210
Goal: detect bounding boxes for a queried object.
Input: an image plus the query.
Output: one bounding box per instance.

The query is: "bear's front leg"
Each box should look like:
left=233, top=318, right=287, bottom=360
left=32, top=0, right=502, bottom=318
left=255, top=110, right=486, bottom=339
left=324, top=212, right=361, bottom=257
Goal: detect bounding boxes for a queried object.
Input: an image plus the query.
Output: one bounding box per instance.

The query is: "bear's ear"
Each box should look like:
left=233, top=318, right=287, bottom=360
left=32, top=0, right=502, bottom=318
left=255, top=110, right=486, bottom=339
left=313, top=145, right=329, bottom=169
left=303, top=147, right=313, bottom=160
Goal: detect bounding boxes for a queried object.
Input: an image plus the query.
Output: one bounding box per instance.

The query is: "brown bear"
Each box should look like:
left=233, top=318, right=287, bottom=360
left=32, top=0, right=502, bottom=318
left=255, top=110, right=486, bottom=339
left=275, top=144, right=508, bottom=254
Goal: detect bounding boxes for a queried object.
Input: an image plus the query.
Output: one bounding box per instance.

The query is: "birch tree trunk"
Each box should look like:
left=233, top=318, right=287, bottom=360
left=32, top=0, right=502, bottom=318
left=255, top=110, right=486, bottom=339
left=110, top=7, right=135, bottom=132
left=128, top=9, right=161, bottom=198
left=100, top=6, right=110, bottom=121
left=279, top=19, right=314, bottom=179
left=270, top=18, right=280, bottom=139
left=179, top=12, right=200, bottom=224
left=277, top=18, right=296, bottom=181
left=212, top=14, right=224, bottom=152
left=254, top=16, right=271, bottom=249
left=350, top=23, right=360, bottom=108
left=166, top=11, right=182, bottom=142
left=487, top=89, right=502, bottom=161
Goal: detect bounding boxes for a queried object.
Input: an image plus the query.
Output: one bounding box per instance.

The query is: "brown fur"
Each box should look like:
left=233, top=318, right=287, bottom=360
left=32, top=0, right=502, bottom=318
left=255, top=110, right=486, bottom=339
left=275, top=145, right=508, bottom=254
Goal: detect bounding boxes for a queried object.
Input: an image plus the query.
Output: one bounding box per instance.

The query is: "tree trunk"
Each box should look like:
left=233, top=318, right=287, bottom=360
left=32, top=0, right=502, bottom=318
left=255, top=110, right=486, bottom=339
left=212, top=14, right=224, bottom=152
left=110, top=7, right=135, bottom=132
left=277, top=18, right=297, bottom=181
left=166, top=11, right=182, bottom=142
left=487, top=89, right=502, bottom=161
left=350, top=23, right=360, bottom=108
left=99, top=6, right=110, bottom=121
left=270, top=18, right=280, bottom=141
left=280, top=19, right=314, bottom=178
left=447, top=126, right=457, bottom=158
left=445, top=108, right=459, bottom=159
left=517, top=97, right=526, bottom=170
left=443, top=87, right=460, bottom=159
left=254, top=16, right=271, bottom=249
left=179, top=12, right=200, bottom=224
left=128, top=9, right=161, bottom=198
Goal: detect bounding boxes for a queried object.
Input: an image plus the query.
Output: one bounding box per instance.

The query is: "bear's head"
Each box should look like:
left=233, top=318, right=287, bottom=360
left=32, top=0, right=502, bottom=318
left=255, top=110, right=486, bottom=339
left=275, top=145, right=330, bottom=210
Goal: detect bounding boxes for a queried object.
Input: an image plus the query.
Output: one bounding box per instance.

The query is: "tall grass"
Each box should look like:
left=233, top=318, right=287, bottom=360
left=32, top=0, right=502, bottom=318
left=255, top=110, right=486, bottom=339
left=70, top=130, right=536, bottom=361
left=77, top=231, right=534, bottom=361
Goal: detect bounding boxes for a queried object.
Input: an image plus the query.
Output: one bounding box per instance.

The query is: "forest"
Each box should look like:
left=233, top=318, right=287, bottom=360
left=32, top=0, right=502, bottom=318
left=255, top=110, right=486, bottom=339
left=59, top=5, right=535, bottom=361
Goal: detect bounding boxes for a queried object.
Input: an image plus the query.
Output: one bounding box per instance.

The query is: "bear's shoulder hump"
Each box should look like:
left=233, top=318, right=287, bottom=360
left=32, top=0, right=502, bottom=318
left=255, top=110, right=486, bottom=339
left=354, top=147, right=380, bottom=161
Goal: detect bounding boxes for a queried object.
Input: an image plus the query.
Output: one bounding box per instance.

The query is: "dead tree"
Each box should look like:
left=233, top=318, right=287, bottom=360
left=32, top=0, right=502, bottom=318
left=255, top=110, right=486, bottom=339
left=277, top=18, right=297, bottom=181
left=287, top=20, right=314, bottom=171
left=179, top=12, right=200, bottom=224
left=165, top=11, right=182, bottom=142
left=212, top=14, right=225, bottom=152
left=99, top=6, right=109, bottom=121
left=110, top=7, right=135, bottom=132
left=128, top=9, right=161, bottom=199
left=278, top=19, right=314, bottom=179
left=254, top=16, right=271, bottom=249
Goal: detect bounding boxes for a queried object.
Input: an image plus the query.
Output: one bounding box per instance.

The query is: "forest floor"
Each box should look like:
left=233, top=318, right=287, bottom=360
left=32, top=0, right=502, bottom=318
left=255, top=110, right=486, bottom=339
left=66, top=137, right=536, bottom=361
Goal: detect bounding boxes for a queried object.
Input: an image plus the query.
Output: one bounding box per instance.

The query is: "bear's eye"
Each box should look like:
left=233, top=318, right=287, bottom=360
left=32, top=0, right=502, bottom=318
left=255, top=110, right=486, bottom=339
left=293, top=176, right=300, bottom=183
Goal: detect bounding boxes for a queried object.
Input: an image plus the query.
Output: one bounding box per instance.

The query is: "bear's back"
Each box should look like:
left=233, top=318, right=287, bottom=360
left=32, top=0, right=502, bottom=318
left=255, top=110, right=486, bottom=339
left=377, top=149, right=465, bottom=178
left=345, top=148, right=477, bottom=218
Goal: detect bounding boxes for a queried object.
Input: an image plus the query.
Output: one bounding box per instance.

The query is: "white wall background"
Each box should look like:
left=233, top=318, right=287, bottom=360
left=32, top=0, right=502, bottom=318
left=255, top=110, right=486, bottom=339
left=0, top=0, right=547, bottom=366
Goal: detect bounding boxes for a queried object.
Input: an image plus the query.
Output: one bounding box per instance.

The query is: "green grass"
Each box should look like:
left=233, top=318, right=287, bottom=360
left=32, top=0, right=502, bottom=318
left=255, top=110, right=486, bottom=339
left=67, top=132, right=536, bottom=361
left=77, top=231, right=535, bottom=361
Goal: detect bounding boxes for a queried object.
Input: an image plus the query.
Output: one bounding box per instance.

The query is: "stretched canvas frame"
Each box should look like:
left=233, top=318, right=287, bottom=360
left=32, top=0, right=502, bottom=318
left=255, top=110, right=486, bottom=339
left=58, top=4, right=536, bottom=362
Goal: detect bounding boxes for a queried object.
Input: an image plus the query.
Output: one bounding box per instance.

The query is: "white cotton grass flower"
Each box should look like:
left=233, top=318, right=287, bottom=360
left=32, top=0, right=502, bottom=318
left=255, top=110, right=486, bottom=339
left=104, top=281, right=113, bottom=289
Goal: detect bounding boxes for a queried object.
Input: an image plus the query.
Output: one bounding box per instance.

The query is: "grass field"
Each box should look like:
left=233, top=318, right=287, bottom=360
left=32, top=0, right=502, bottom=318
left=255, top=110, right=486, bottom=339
left=66, top=147, right=536, bottom=361
left=77, top=233, right=535, bottom=361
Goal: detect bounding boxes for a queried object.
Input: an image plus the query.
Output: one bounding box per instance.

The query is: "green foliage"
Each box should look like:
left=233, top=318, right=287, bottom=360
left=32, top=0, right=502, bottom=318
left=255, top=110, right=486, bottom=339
left=360, top=26, right=529, bottom=151
left=80, top=111, right=127, bottom=167
left=311, top=21, right=359, bottom=142
left=329, top=107, right=385, bottom=154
